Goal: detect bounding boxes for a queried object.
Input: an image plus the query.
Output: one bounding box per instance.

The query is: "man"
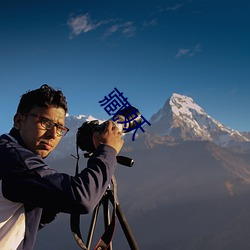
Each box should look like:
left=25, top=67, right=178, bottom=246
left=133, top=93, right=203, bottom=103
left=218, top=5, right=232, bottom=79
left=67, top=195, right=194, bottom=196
left=0, top=84, right=124, bottom=250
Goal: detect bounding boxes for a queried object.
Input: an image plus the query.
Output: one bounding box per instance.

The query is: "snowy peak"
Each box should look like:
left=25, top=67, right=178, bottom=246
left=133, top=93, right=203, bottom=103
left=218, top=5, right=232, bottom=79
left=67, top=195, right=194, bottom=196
left=149, top=93, right=250, bottom=146
left=169, top=93, right=205, bottom=117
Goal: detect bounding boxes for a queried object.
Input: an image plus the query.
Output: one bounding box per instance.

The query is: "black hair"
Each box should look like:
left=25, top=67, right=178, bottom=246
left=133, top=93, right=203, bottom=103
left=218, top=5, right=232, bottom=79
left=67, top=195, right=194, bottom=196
left=16, top=84, right=68, bottom=114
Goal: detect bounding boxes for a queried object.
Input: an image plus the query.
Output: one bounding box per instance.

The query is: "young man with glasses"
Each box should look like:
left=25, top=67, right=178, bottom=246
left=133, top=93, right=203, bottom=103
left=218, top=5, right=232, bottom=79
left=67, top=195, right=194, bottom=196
left=0, top=84, right=124, bottom=250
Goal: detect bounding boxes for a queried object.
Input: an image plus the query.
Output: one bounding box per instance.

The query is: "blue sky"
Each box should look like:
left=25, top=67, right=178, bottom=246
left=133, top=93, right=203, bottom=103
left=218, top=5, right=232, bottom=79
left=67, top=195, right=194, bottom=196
left=0, top=0, right=250, bottom=135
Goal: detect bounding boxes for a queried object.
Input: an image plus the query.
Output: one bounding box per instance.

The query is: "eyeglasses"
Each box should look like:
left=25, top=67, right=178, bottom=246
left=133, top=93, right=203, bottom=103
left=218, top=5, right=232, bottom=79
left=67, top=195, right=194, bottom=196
left=24, top=113, right=69, bottom=137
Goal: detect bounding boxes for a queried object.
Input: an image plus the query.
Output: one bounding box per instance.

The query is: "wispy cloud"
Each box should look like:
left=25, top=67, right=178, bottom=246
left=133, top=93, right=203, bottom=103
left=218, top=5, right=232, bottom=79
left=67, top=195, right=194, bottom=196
left=175, top=48, right=190, bottom=57
left=67, top=13, right=112, bottom=39
left=157, top=3, right=183, bottom=13
left=103, top=21, right=136, bottom=38
left=166, top=4, right=183, bottom=11
left=175, top=44, right=202, bottom=58
left=67, top=6, right=167, bottom=41
left=143, top=18, right=158, bottom=28
left=67, top=13, right=137, bottom=39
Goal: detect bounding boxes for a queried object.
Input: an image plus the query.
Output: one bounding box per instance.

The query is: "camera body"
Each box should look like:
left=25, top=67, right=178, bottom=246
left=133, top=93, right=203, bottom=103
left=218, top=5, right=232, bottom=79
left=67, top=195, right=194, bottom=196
left=76, top=106, right=141, bottom=154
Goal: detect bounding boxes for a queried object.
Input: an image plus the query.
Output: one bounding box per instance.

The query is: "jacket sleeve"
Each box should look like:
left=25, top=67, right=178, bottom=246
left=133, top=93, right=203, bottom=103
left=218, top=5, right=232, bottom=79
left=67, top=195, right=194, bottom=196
left=1, top=143, right=117, bottom=214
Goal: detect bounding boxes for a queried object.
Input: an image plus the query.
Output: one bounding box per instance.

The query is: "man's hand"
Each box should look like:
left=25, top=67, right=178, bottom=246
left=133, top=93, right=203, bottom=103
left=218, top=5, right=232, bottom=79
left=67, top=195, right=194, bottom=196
left=92, top=121, right=124, bottom=154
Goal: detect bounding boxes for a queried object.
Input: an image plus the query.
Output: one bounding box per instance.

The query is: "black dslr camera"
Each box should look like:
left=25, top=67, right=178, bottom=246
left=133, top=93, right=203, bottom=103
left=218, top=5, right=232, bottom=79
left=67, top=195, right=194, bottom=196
left=76, top=106, right=141, bottom=166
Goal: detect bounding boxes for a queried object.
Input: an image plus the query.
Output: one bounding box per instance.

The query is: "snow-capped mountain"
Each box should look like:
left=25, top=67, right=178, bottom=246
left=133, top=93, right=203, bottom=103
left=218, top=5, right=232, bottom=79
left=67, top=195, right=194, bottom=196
left=148, top=93, right=250, bottom=146
left=49, top=92, right=249, bottom=160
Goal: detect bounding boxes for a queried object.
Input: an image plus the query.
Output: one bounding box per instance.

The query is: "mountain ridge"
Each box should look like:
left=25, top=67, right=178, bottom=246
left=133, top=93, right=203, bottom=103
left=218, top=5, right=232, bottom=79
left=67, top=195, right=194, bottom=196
left=50, top=92, right=249, bottom=160
left=148, top=93, right=249, bottom=146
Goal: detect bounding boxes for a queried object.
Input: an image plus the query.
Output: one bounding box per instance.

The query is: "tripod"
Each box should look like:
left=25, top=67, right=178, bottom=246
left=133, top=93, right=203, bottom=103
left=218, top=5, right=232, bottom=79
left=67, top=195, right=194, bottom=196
left=70, top=176, right=139, bottom=250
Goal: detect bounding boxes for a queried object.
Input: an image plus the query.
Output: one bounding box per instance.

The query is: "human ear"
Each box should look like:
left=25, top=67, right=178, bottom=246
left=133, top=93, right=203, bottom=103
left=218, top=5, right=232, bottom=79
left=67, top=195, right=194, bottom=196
left=14, top=113, right=24, bottom=130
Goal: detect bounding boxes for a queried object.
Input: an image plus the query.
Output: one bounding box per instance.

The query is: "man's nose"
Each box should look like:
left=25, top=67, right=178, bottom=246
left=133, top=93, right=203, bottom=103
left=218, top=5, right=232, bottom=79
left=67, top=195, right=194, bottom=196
left=46, top=126, right=58, bottom=138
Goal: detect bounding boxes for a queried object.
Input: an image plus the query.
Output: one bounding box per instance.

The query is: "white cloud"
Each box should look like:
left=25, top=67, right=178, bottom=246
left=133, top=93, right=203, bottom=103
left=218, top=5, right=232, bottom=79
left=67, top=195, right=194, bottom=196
left=189, top=44, right=202, bottom=56
left=166, top=4, right=183, bottom=11
left=175, top=48, right=190, bottom=58
left=103, top=21, right=136, bottom=38
left=121, top=22, right=136, bottom=37
left=67, top=13, right=137, bottom=39
left=143, top=19, right=158, bottom=28
left=67, top=13, right=111, bottom=39
left=175, top=44, right=202, bottom=58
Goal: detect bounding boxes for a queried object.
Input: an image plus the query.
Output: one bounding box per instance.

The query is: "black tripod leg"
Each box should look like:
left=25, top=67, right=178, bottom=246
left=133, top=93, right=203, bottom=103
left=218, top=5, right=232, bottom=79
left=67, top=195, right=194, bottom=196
left=103, top=196, right=111, bottom=229
left=86, top=202, right=101, bottom=249
left=116, top=203, right=139, bottom=250
left=106, top=189, right=139, bottom=250
left=71, top=179, right=139, bottom=250
left=102, top=197, right=112, bottom=250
